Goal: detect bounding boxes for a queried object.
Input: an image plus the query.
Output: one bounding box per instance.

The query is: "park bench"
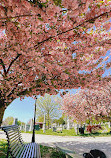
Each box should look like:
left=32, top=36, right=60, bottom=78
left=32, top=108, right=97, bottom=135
left=1, top=125, right=41, bottom=158
left=1, top=97, right=41, bottom=158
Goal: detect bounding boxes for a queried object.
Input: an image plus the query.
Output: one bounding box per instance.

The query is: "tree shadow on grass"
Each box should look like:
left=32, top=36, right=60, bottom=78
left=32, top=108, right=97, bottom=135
left=53, top=140, right=111, bottom=158
left=0, top=139, right=9, bottom=158
left=0, top=139, right=66, bottom=158
left=40, top=145, right=66, bottom=158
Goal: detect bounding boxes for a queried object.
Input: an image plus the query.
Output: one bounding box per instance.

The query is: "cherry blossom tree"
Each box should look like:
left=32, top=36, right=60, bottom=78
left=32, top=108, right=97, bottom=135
left=0, top=0, right=111, bottom=125
left=61, top=80, right=111, bottom=123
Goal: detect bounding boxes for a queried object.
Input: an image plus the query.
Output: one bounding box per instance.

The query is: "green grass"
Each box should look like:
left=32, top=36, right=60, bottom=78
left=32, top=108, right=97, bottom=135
left=0, top=139, right=66, bottom=158
left=24, top=128, right=77, bottom=136
left=40, top=145, right=66, bottom=158
left=23, top=128, right=111, bottom=137
left=36, top=128, right=77, bottom=136
left=0, top=139, right=9, bottom=158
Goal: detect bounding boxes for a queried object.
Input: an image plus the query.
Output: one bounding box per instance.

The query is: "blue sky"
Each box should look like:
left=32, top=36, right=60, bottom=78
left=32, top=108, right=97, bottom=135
left=3, top=97, right=35, bottom=123
left=3, top=89, right=79, bottom=123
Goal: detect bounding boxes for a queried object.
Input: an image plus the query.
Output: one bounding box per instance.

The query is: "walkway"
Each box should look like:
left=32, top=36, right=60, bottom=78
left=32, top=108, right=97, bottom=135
left=0, top=131, right=111, bottom=158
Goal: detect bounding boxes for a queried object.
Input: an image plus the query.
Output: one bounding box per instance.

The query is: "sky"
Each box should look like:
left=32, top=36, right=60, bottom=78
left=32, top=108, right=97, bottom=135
left=3, top=97, right=35, bottom=123
left=3, top=89, right=79, bottom=123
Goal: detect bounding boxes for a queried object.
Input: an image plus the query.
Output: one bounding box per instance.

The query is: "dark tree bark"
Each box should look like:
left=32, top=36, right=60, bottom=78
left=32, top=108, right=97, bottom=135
left=0, top=102, right=6, bottom=126
left=0, top=97, right=11, bottom=126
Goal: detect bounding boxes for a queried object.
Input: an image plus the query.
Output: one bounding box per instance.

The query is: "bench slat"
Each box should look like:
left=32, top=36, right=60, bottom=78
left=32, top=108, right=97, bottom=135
left=2, top=125, right=18, bottom=129
left=35, top=143, right=41, bottom=158
left=12, top=144, right=22, bottom=157
left=19, top=144, right=30, bottom=158
left=1, top=125, right=41, bottom=158
left=16, top=145, right=25, bottom=158
left=7, top=130, right=22, bottom=138
left=7, top=131, right=23, bottom=143
left=2, top=125, right=19, bottom=131
left=26, top=143, right=33, bottom=158
left=7, top=129, right=19, bottom=134
left=8, top=134, right=23, bottom=143
left=31, top=142, right=35, bottom=158
left=22, top=143, right=31, bottom=158
left=29, top=143, right=35, bottom=158
left=10, top=141, right=22, bottom=151
left=31, top=143, right=35, bottom=158
left=8, top=133, right=21, bottom=143
left=35, top=143, right=39, bottom=158
left=8, top=132, right=20, bottom=139
left=27, top=143, right=32, bottom=158
left=9, top=137, right=23, bottom=150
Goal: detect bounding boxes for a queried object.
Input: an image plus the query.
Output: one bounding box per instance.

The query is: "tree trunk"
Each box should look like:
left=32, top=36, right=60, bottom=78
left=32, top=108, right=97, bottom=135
left=47, top=111, right=50, bottom=129
left=0, top=105, right=6, bottom=126
left=110, top=121, right=111, bottom=133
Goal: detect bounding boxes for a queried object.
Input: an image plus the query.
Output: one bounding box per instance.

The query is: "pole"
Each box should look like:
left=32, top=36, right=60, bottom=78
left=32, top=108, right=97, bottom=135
left=32, top=96, right=37, bottom=143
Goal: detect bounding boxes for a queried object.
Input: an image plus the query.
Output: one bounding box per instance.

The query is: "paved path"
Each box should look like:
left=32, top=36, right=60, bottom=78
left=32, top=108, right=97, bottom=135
left=0, top=130, right=111, bottom=158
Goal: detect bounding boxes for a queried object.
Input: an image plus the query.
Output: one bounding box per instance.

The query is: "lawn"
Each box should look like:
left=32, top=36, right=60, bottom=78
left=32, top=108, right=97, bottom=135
left=23, top=128, right=111, bottom=137
left=35, top=128, right=77, bottom=136
left=0, top=139, right=66, bottom=158
left=0, top=139, right=9, bottom=158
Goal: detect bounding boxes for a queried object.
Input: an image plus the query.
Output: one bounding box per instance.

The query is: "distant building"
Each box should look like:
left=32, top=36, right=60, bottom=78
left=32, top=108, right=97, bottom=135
left=35, top=122, right=43, bottom=129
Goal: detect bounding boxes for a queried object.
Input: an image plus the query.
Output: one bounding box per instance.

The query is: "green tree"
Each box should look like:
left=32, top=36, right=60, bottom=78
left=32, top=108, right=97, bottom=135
left=58, top=117, right=65, bottom=125
left=36, top=94, right=61, bottom=129
left=17, top=120, right=21, bottom=126
left=2, top=117, right=14, bottom=126
left=36, top=115, right=44, bottom=123
left=17, top=120, right=25, bottom=126
left=53, top=117, right=65, bottom=125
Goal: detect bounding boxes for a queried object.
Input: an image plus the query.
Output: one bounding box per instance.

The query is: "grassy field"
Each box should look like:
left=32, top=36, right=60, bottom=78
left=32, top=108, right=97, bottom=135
left=0, top=139, right=66, bottom=158
left=35, top=128, right=77, bottom=136
left=23, top=128, right=111, bottom=137
left=22, top=128, right=77, bottom=136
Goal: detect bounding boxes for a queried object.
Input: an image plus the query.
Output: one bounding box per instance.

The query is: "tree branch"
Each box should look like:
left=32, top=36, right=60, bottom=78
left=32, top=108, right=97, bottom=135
left=6, top=53, right=21, bottom=75
left=17, top=86, right=44, bottom=97
left=0, top=59, right=7, bottom=76
left=34, top=10, right=111, bottom=48
left=0, top=9, right=111, bottom=50
left=7, top=82, right=22, bottom=98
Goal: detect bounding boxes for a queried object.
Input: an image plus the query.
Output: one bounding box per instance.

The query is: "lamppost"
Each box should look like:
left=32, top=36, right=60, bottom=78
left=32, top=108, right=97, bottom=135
left=32, top=96, right=37, bottom=143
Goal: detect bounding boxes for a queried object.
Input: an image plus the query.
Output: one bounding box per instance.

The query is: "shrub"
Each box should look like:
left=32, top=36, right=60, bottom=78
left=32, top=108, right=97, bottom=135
left=87, top=125, right=102, bottom=133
